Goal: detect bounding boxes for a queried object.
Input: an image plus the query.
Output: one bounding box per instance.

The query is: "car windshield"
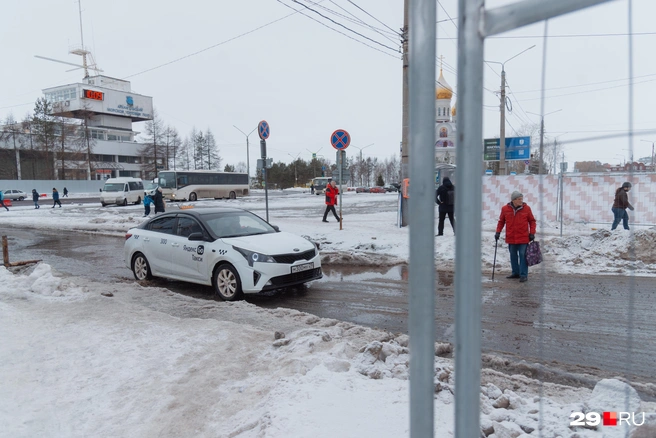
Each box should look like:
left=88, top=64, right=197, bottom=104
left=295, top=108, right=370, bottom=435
left=203, top=212, right=276, bottom=238
left=103, top=183, right=125, bottom=192
left=144, top=182, right=158, bottom=191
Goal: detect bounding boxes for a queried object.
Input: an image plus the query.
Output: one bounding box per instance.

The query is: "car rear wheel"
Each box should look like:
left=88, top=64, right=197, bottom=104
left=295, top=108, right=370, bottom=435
left=229, top=191, right=236, bottom=200
left=135, top=196, right=141, bottom=205
left=131, top=253, right=152, bottom=281
left=213, top=264, right=243, bottom=301
left=101, top=203, right=107, bottom=207
left=189, top=192, right=197, bottom=202
left=18, top=197, right=24, bottom=201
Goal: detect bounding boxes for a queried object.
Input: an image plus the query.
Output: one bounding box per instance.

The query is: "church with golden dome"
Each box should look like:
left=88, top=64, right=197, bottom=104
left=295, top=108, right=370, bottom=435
left=435, top=67, right=456, bottom=165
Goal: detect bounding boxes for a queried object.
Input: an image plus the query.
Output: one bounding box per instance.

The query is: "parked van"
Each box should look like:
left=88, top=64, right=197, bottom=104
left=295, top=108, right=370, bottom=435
left=100, top=177, right=144, bottom=207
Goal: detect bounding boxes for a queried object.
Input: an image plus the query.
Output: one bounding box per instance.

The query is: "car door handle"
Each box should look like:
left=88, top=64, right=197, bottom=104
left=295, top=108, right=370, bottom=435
left=171, top=243, right=180, bottom=248
left=143, top=237, right=150, bottom=242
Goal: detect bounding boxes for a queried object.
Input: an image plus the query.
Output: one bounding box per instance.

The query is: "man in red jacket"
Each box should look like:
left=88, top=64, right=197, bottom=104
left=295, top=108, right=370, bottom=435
left=322, top=180, right=341, bottom=223
left=495, top=191, right=537, bottom=283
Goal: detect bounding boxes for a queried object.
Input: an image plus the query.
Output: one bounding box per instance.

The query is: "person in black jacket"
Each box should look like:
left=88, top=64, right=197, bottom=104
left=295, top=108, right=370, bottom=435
left=611, top=181, right=634, bottom=230
left=153, top=187, right=166, bottom=214
left=32, top=189, right=40, bottom=209
left=435, top=177, right=455, bottom=236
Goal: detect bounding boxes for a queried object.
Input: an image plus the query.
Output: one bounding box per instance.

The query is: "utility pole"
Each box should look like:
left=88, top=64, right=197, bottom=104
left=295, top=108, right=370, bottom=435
left=400, top=0, right=409, bottom=226
left=233, top=125, right=256, bottom=187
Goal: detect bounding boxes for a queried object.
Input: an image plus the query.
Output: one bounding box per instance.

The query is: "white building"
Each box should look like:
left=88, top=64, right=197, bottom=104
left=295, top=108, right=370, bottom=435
left=43, top=75, right=154, bottom=179
left=434, top=68, right=457, bottom=166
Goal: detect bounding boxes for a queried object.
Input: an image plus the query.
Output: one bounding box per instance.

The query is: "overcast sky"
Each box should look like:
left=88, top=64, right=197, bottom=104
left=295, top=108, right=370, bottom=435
left=1, top=0, right=654, bottom=172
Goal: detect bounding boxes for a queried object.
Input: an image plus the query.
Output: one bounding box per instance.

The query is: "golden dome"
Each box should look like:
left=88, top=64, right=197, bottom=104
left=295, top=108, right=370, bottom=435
left=451, top=101, right=457, bottom=117
left=436, top=69, right=453, bottom=100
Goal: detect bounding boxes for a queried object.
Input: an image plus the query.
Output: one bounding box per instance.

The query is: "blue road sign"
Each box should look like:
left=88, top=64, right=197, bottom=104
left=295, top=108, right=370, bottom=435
left=330, top=129, right=351, bottom=150
left=483, top=136, right=531, bottom=161
left=258, top=120, right=270, bottom=140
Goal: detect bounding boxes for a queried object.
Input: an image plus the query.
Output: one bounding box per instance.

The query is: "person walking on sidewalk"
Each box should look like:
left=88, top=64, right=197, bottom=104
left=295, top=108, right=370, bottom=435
left=611, top=181, right=634, bottom=231
left=32, top=189, right=40, bottom=209
left=52, top=188, right=62, bottom=208
left=153, top=187, right=166, bottom=214
left=63, top=187, right=69, bottom=197
left=0, top=191, right=9, bottom=211
left=495, top=191, right=536, bottom=283
left=322, top=180, right=340, bottom=223
left=435, top=177, right=455, bottom=235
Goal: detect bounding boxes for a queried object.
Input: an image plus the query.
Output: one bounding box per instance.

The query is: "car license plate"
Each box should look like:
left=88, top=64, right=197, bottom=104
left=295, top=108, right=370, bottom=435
left=291, top=262, right=313, bottom=273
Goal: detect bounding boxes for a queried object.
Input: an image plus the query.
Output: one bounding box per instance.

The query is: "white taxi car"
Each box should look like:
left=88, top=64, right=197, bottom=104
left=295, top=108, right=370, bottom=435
left=124, top=207, right=322, bottom=300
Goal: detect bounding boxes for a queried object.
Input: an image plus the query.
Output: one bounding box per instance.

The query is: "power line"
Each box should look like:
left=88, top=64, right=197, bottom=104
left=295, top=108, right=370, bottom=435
left=123, top=10, right=302, bottom=79
left=517, top=77, right=656, bottom=102
left=511, top=72, right=656, bottom=95
left=345, top=0, right=400, bottom=36
left=324, top=0, right=399, bottom=44
left=439, top=31, right=656, bottom=40
left=275, top=0, right=399, bottom=58
left=289, top=0, right=399, bottom=53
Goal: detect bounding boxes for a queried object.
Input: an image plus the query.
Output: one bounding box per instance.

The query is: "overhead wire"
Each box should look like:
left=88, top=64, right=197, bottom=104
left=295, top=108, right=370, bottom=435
left=346, top=0, right=400, bottom=36
left=511, top=72, right=656, bottom=94
left=317, top=1, right=400, bottom=44
left=439, top=31, right=656, bottom=40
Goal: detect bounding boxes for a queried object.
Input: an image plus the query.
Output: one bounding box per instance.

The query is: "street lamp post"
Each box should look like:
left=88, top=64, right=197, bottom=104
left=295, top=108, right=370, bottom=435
left=640, top=139, right=656, bottom=170
left=526, top=109, right=562, bottom=175
left=349, top=143, right=374, bottom=185
left=306, top=147, right=323, bottom=177
left=233, top=125, right=257, bottom=187
left=486, top=45, right=536, bottom=175
left=288, top=152, right=301, bottom=187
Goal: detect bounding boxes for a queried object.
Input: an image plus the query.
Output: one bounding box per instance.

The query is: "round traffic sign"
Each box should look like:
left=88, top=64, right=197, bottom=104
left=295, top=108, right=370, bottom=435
left=258, top=120, right=270, bottom=140
left=330, top=129, right=350, bottom=150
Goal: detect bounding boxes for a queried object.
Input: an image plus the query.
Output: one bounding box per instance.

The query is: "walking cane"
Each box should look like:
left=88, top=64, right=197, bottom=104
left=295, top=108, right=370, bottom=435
left=492, top=238, right=498, bottom=281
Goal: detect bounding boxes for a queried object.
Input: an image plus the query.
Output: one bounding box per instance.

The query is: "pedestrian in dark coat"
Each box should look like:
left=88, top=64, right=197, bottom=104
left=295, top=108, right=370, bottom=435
left=52, top=188, right=62, bottom=208
left=0, top=191, right=9, bottom=211
left=611, top=182, right=634, bottom=230
left=435, top=177, right=455, bottom=235
left=32, top=189, right=40, bottom=209
left=495, top=191, right=537, bottom=283
left=153, top=187, right=165, bottom=214
left=322, top=180, right=340, bottom=222
left=63, top=187, right=68, bottom=197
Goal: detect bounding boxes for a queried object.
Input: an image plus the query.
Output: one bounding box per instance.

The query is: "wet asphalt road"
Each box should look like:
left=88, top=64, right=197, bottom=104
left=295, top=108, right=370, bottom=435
left=3, top=227, right=655, bottom=393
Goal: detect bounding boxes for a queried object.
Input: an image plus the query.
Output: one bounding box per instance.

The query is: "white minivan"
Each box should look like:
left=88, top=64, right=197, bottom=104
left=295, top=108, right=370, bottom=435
left=100, top=177, right=144, bottom=207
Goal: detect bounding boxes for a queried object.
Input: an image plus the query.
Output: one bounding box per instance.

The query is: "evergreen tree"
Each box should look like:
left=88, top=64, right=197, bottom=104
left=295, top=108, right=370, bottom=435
left=32, top=97, right=57, bottom=179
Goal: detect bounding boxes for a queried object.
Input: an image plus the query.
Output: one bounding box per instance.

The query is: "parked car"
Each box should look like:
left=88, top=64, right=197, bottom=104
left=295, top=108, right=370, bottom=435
left=124, top=207, right=322, bottom=301
left=355, top=187, right=369, bottom=193
left=383, top=185, right=399, bottom=193
left=369, top=186, right=386, bottom=193
left=1, top=189, right=27, bottom=201
left=100, top=177, right=144, bottom=206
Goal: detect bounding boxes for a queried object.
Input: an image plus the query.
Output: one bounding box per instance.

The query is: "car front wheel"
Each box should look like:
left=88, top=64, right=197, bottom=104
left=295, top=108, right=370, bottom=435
left=132, top=253, right=153, bottom=281
left=213, top=264, right=243, bottom=301
left=135, top=196, right=141, bottom=205
left=189, top=192, right=197, bottom=202
left=229, top=191, right=236, bottom=200
left=18, top=196, right=24, bottom=201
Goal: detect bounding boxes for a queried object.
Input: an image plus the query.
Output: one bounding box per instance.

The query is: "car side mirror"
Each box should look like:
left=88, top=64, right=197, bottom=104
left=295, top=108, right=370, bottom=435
left=271, top=225, right=280, bottom=232
left=187, top=232, right=206, bottom=241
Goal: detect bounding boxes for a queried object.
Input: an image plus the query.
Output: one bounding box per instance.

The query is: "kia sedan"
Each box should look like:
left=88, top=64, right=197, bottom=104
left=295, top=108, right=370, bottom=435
left=124, top=207, right=322, bottom=301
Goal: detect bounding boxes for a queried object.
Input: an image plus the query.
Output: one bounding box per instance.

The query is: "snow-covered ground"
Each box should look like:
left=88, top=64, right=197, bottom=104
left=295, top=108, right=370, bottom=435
left=2, top=189, right=656, bottom=437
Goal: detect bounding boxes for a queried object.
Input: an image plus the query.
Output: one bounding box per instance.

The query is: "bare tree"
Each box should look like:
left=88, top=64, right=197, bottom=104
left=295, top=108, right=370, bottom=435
left=32, top=97, right=57, bottom=179
left=73, top=105, right=98, bottom=180
left=139, top=108, right=165, bottom=180
left=1, top=114, right=22, bottom=179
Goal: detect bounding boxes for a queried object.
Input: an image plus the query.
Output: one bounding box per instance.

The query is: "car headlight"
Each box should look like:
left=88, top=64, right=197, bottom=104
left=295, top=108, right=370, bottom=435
left=233, top=246, right=276, bottom=267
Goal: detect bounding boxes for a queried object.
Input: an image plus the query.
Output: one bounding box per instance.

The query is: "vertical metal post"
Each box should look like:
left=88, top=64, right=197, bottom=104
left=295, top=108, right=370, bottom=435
left=2, top=235, right=9, bottom=267
left=400, top=0, right=410, bottom=227
left=559, top=153, right=564, bottom=236
left=260, top=139, right=269, bottom=222
left=538, top=117, right=545, bottom=175
left=499, top=69, right=506, bottom=175
left=246, top=135, right=250, bottom=187
left=455, top=0, right=485, bottom=436
left=408, top=0, right=436, bottom=436
left=338, top=150, right=343, bottom=230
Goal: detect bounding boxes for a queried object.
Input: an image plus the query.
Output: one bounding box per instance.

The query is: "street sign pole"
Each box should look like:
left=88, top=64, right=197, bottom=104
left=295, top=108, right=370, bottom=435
left=258, top=121, right=271, bottom=221
left=338, top=150, right=344, bottom=230
left=330, top=129, right=351, bottom=231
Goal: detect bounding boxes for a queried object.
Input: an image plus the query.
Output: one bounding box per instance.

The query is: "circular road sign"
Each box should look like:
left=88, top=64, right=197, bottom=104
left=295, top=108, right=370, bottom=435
left=258, top=120, right=270, bottom=140
left=524, top=160, right=530, bottom=165
left=330, top=129, right=351, bottom=150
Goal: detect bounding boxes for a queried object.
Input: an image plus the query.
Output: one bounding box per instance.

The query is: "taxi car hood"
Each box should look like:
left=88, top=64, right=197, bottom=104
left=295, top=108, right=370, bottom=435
left=222, top=231, right=315, bottom=255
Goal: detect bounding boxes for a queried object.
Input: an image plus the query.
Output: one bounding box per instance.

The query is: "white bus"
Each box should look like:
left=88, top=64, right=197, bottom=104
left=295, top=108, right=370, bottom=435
left=157, top=170, right=249, bottom=201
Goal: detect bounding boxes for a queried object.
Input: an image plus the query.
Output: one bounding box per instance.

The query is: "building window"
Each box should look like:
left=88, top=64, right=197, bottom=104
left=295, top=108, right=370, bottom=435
left=45, top=88, right=77, bottom=103
left=107, top=134, right=118, bottom=141
left=90, top=130, right=105, bottom=140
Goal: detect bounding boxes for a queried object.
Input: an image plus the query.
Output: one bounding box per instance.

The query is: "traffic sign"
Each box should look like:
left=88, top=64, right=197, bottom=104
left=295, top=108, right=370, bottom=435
left=524, top=160, right=530, bottom=165
left=330, top=129, right=351, bottom=150
left=258, top=120, right=270, bottom=140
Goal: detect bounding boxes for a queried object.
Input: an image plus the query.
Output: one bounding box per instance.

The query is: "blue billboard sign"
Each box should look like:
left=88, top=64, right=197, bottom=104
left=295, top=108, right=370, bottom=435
left=483, top=137, right=531, bottom=161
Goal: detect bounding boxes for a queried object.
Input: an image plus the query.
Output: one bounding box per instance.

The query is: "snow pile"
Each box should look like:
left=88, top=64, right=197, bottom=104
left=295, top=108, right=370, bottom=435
left=0, top=263, right=87, bottom=299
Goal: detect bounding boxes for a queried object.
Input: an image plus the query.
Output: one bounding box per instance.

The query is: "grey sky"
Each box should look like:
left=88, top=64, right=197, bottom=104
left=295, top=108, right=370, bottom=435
left=1, top=0, right=654, bottom=171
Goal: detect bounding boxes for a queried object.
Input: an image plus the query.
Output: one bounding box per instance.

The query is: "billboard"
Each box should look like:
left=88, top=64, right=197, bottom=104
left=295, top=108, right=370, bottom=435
left=483, top=137, right=531, bottom=161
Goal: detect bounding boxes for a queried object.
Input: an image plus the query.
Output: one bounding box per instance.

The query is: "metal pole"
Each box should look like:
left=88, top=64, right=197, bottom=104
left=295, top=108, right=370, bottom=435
left=400, top=0, right=410, bottom=227
left=233, top=126, right=257, bottom=188
left=499, top=69, right=506, bottom=175
left=455, top=0, right=485, bottom=436
left=339, top=151, right=343, bottom=230
left=261, top=139, right=269, bottom=222
left=408, top=0, right=436, bottom=436
left=538, top=117, right=544, bottom=175
left=559, top=152, right=564, bottom=236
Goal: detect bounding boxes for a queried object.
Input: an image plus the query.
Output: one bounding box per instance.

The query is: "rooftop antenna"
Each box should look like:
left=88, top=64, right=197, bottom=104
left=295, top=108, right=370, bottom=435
left=34, top=0, right=102, bottom=78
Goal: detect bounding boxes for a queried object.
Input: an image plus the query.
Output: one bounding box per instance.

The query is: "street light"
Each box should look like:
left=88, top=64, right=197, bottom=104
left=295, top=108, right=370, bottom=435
left=640, top=139, right=655, bottom=169
left=349, top=143, right=374, bottom=185
left=233, top=125, right=256, bottom=187
left=306, top=147, right=323, bottom=177
left=486, top=45, right=536, bottom=175
left=288, top=152, right=301, bottom=187
left=526, top=109, right=562, bottom=175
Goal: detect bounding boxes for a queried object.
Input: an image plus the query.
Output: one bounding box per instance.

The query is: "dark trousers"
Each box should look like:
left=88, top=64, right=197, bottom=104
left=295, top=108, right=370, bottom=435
left=323, top=205, right=340, bottom=221
left=53, top=199, right=62, bottom=207
left=438, top=210, right=455, bottom=235
left=144, top=203, right=151, bottom=216
left=611, top=207, right=629, bottom=230
left=2, top=201, right=8, bottom=211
